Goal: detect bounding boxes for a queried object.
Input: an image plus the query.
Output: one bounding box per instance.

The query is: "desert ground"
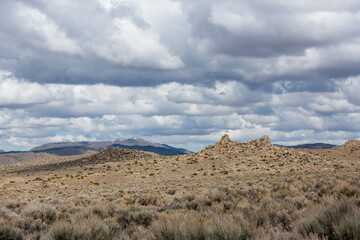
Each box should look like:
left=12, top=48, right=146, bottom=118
left=0, top=135, right=359, bottom=239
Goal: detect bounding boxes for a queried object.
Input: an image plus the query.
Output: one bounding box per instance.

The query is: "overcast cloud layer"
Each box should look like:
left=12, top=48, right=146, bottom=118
left=0, top=0, right=360, bottom=151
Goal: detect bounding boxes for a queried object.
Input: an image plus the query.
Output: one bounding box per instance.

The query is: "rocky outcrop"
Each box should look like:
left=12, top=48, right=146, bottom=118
left=213, top=134, right=232, bottom=148
left=196, top=134, right=325, bottom=171
left=249, top=135, right=272, bottom=148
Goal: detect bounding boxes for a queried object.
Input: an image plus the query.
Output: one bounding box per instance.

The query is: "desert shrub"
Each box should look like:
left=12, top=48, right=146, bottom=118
left=106, top=204, right=117, bottom=218
left=92, top=205, right=107, bottom=219
left=117, top=207, right=157, bottom=229
left=166, top=189, right=176, bottom=195
left=167, top=198, right=184, bottom=210
left=266, top=228, right=311, bottom=240
left=333, top=212, right=360, bottom=240
left=185, top=200, right=199, bottom=210
left=207, top=190, right=224, bottom=203
left=0, top=207, right=18, bottom=220
left=138, top=194, right=158, bottom=206
left=196, top=197, right=213, bottom=211
left=92, top=204, right=116, bottom=219
left=21, top=203, right=57, bottom=224
left=183, top=194, right=196, bottom=202
left=207, top=216, right=252, bottom=240
left=6, top=202, right=21, bottom=210
left=298, top=200, right=359, bottom=240
left=0, top=224, right=24, bottom=240
left=276, top=210, right=292, bottom=231
left=252, top=208, right=269, bottom=228
left=18, top=217, right=44, bottom=235
left=47, top=218, right=111, bottom=240
left=150, top=211, right=207, bottom=240
left=338, top=184, right=359, bottom=198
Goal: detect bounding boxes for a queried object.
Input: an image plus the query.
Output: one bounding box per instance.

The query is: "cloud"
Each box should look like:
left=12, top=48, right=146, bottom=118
left=0, top=71, right=52, bottom=107
left=0, top=0, right=359, bottom=86
left=340, top=76, right=360, bottom=105
left=17, top=5, right=82, bottom=55
left=0, top=0, right=360, bottom=151
left=0, top=72, right=359, bottom=151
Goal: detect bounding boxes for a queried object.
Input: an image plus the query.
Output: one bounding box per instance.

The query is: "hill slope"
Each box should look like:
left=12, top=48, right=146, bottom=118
left=0, top=134, right=359, bottom=240
left=31, top=137, right=191, bottom=156
left=0, top=138, right=191, bottom=165
left=335, top=139, right=360, bottom=158
left=186, top=134, right=328, bottom=174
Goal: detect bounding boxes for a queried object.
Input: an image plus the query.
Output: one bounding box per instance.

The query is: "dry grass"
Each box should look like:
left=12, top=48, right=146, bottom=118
left=0, top=137, right=359, bottom=239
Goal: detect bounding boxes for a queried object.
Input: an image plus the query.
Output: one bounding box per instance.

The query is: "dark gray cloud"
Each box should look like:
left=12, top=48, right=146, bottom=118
left=1, top=0, right=360, bottom=88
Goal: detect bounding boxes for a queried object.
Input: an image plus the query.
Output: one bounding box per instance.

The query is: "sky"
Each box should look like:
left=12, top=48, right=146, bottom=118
left=0, top=0, right=360, bottom=152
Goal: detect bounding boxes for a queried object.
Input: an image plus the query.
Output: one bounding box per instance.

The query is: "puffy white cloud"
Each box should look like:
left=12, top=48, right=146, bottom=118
left=0, top=71, right=52, bottom=107
left=89, top=18, right=184, bottom=69
left=17, top=4, right=82, bottom=55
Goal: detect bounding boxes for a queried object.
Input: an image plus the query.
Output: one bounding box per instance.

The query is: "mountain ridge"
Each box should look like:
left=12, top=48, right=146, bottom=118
left=0, top=137, right=191, bottom=165
left=282, top=143, right=337, bottom=149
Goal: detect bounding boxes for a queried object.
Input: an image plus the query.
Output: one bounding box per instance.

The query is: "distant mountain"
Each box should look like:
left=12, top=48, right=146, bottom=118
left=0, top=137, right=191, bottom=165
left=32, top=146, right=98, bottom=156
left=111, top=144, right=190, bottom=156
left=0, top=149, right=4, bottom=153
left=31, top=137, right=191, bottom=156
left=283, top=143, right=337, bottom=149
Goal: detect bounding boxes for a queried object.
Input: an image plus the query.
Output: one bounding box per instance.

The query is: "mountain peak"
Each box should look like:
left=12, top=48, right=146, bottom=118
left=214, top=134, right=232, bottom=147
left=220, top=134, right=231, bottom=143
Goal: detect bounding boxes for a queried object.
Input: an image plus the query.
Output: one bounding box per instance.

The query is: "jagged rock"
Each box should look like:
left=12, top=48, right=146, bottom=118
left=218, top=134, right=231, bottom=145
left=196, top=134, right=325, bottom=170
left=249, top=135, right=272, bottom=148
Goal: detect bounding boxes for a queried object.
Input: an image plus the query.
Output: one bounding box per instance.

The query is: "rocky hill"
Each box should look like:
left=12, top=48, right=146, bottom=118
left=79, top=146, right=158, bottom=165
left=185, top=134, right=329, bottom=174
left=8, top=146, right=158, bottom=173
left=335, top=139, right=360, bottom=157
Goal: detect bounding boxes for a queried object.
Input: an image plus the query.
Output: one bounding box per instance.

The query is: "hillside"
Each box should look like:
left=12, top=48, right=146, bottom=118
left=30, top=137, right=191, bottom=156
left=0, top=151, right=53, bottom=165
left=334, top=139, right=360, bottom=158
left=0, top=137, right=191, bottom=165
left=187, top=134, right=329, bottom=174
left=0, top=135, right=359, bottom=239
left=8, top=146, right=159, bottom=173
